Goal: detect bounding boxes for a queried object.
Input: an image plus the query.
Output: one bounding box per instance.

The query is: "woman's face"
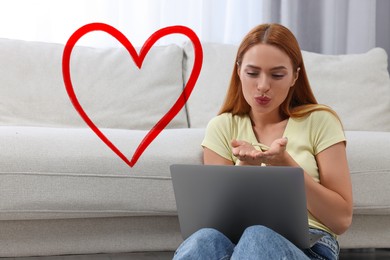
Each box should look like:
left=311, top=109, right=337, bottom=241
left=238, top=43, right=298, bottom=119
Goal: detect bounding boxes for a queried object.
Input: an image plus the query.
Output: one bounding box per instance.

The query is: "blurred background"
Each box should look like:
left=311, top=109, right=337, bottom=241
left=0, top=0, right=389, bottom=57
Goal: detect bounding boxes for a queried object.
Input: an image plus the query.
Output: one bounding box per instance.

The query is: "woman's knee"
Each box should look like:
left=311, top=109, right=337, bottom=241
left=238, top=225, right=291, bottom=249
left=233, top=225, right=308, bottom=259
left=174, top=228, right=234, bottom=260
left=197, top=228, right=226, bottom=240
left=180, top=228, right=231, bottom=249
left=241, top=225, right=276, bottom=240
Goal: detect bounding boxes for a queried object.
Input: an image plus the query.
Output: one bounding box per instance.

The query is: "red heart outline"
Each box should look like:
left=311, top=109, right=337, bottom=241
left=62, top=23, right=203, bottom=168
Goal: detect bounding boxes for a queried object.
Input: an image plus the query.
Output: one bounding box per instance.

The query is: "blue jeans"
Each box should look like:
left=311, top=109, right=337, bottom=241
left=173, top=226, right=339, bottom=260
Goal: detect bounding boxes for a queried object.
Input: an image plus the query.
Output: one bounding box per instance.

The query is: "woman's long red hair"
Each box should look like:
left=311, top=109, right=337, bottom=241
left=219, top=23, right=339, bottom=120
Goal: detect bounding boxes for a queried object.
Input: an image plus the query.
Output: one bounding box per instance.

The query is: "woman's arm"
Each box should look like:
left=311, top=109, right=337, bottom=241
left=281, top=141, right=353, bottom=235
left=305, top=142, right=353, bottom=235
left=203, top=147, right=234, bottom=165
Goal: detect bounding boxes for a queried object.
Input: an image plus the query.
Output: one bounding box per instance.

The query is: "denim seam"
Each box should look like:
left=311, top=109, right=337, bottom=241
left=308, top=228, right=339, bottom=259
left=306, top=249, right=327, bottom=260
left=317, top=239, right=339, bottom=254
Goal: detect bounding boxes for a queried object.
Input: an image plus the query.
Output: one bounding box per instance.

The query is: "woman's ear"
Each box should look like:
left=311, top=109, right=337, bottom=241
left=236, top=62, right=241, bottom=78
left=291, top=67, right=300, bottom=87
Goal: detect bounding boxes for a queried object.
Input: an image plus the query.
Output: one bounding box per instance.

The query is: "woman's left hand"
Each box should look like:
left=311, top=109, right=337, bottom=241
left=231, top=137, right=289, bottom=166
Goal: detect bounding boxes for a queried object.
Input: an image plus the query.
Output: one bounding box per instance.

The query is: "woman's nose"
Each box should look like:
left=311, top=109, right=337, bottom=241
left=256, top=75, right=270, bottom=93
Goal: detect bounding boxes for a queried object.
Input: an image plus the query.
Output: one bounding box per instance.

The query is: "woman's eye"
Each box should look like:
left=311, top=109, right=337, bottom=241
left=246, top=72, right=259, bottom=77
left=272, top=74, right=284, bottom=79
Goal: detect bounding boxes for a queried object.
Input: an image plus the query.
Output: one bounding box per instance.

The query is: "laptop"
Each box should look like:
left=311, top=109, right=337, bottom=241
left=170, top=164, right=323, bottom=249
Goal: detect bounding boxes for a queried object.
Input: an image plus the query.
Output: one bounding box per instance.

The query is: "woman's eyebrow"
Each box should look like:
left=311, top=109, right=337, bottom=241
left=245, top=64, right=261, bottom=69
left=270, top=66, right=288, bottom=71
left=245, top=64, right=288, bottom=71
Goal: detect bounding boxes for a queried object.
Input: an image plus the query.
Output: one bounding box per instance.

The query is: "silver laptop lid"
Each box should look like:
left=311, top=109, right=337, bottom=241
left=171, top=164, right=311, bottom=248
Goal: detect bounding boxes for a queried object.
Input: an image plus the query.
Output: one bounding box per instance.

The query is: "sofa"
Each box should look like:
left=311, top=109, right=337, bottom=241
left=0, top=35, right=389, bottom=257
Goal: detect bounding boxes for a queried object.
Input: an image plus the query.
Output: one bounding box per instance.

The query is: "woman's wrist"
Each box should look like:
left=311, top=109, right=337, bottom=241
left=236, top=159, right=265, bottom=166
left=236, top=160, right=245, bottom=166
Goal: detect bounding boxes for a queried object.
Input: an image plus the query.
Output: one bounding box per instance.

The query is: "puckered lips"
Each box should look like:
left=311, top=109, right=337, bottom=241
left=255, top=96, right=271, bottom=105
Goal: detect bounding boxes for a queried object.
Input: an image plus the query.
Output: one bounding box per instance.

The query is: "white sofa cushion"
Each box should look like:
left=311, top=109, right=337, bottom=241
left=345, top=131, right=390, bottom=215
left=183, top=42, right=237, bottom=128
left=184, top=42, right=390, bottom=131
left=0, top=126, right=204, bottom=220
left=0, top=38, right=188, bottom=129
left=303, top=48, right=390, bottom=131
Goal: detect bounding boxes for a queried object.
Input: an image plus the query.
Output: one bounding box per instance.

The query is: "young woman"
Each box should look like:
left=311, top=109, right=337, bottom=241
left=174, top=23, right=353, bottom=260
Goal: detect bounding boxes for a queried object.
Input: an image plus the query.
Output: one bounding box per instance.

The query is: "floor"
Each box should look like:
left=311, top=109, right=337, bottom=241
left=339, top=249, right=390, bottom=260
left=1, top=249, right=390, bottom=260
left=0, top=252, right=174, bottom=260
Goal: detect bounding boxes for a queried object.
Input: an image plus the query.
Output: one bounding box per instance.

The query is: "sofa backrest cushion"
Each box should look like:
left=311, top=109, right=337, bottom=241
left=184, top=42, right=390, bottom=131
left=183, top=42, right=237, bottom=128
left=302, top=48, right=390, bottom=131
left=0, top=38, right=188, bottom=129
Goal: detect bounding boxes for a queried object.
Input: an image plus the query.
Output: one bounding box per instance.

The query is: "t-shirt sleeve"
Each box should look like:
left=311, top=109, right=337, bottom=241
left=201, top=114, right=234, bottom=161
left=311, top=111, right=346, bottom=155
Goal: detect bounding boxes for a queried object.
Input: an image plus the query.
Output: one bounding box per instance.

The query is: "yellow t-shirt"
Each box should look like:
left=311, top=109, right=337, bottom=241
left=201, top=111, right=346, bottom=236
